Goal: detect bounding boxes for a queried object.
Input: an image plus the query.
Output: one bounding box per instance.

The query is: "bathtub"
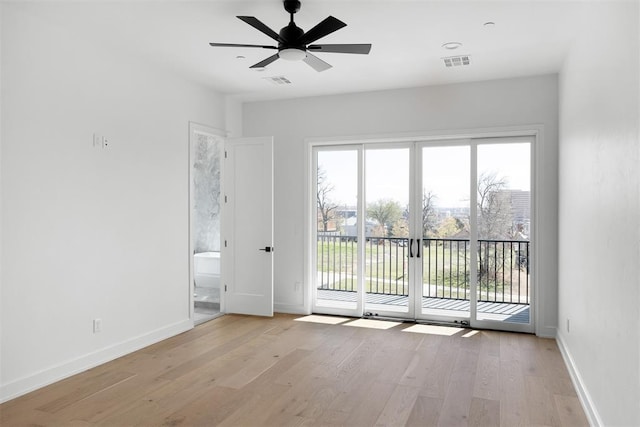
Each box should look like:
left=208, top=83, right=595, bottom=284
left=194, top=251, right=220, bottom=289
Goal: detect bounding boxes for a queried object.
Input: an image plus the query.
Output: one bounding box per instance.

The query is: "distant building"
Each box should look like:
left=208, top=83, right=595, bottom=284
left=503, top=190, right=531, bottom=236
left=342, top=217, right=377, bottom=238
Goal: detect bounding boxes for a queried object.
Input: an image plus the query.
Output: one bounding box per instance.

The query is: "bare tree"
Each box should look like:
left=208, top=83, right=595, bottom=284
left=477, top=171, right=512, bottom=239
left=317, top=166, right=339, bottom=232
left=422, top=190, right=438, bottom=238
left=477, top=171, right=513, bottom=287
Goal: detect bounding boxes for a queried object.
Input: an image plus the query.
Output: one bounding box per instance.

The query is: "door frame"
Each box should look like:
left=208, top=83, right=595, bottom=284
left=305, top=126, right=540, bottom=334
left=188, top=122, right=227, bottom=324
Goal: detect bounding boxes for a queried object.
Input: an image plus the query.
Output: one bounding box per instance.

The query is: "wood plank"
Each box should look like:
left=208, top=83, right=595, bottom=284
left=405, top=396, right=444, bottom=427
left=524, top=375, right=561, bottom=426
left=437, top=347, right=479, bottom=426
left=468, top=397, right=500, bottom=427
left=473, top=351, right=500, bottom=401
left=343, top=379, right=397, bottom=426
left=36, top=370, right=136, bottom=414
left=157, top=386, right=249, bottom=427
left=157, top=318, right=279, bottom=381
left=419, top=335, right=459, bottom=399
left=214, top=383, right=292, bottom=427
left=499, top=359, right=528, bottom=426
left=374, top=384, right=421, bottom=426
left=554, top=394, right=590, bottom=427
left=51, top=375, right=170, bottom=423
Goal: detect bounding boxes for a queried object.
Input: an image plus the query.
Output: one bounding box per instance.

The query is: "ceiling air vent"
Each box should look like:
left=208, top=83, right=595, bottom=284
left=443, top=55, right=471, bottom=67
left=263, top=76, right=292, bottom=85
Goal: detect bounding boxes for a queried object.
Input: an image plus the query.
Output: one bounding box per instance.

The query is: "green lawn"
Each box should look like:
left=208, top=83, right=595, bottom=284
left=317, top=238, right=528, bottom=303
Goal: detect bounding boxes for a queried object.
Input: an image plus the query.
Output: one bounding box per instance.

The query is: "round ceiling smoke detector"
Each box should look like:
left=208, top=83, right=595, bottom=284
left=442, top=42, right=463, bottom=50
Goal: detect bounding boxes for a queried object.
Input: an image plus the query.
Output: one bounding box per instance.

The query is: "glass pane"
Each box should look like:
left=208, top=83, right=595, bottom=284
left=476, top=143, right=531, bottom=324
left=364, top=148, right=410, bottom=314
left=421, top=146, right=471, bottom=319
left=315, top=150, right=358, bottom=309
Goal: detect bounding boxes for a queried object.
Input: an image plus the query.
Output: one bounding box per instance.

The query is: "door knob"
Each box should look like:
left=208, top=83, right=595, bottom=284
left=259, top=246, right=274, bottom=252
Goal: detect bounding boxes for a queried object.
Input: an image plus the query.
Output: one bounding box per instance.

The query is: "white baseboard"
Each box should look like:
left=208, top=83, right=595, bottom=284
left=0, top=319, right=193, bottom=404
left=555, top=331, right=602, bottom=427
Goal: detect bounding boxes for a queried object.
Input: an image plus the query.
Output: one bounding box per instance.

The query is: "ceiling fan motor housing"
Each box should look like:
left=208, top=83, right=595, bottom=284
left=279, top=22, right=305, bottom=51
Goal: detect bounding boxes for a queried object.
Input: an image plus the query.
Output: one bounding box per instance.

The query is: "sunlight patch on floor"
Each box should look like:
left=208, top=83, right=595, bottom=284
left=343, top=318, right=402, bottom=329
left=403, top=324, right=462, bottom=336
left=294, top=315, right=351, bottom=325
left=462, top=330, right=480, bottom=338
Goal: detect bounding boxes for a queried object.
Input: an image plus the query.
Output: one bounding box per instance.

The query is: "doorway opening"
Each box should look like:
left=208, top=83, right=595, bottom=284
left=190, top=123, right=225, bottom=325
left=310, top=134, right=534, bottom=333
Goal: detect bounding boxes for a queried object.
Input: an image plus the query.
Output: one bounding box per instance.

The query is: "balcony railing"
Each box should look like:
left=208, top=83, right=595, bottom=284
left=317, top=235, right=529, bottom=304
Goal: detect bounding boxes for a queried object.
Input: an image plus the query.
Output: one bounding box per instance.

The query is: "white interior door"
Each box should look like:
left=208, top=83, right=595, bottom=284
left=223, top=136, right=274, bottom=316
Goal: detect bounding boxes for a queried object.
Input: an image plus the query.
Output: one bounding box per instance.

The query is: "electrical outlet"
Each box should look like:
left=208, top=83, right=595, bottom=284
left=93, top=318, right=102, bottom=333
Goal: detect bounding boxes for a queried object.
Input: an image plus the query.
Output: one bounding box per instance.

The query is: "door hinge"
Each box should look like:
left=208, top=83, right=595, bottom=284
left=224, top=150, right=227, bottom=159
left=224, top=284, right=227, bottom=292
left=224, top=195, right=227, bottom=203
left=224, top=240, right=227, bottom=248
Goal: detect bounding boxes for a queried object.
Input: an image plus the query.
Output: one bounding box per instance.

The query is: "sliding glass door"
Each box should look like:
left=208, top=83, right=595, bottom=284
left=311, top=137, right=533, bottom=332
left=364, top=146, right=413, bottom=318
left=417, top=144, right=471, bottom=323
left=474, top=141, right=531, bottom=329
left=314, top=147, right=361, bottom=316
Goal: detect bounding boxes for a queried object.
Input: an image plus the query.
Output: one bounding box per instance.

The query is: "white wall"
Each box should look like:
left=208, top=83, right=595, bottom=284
left=225, top=97, right=243, bottom=138
left=0, top=3, right=226, bottom=401
left=558, top=1, right=640, bottom=426
left=243, top=75, right=559, bottom=335
left=0, top=2, right=4, bottom=390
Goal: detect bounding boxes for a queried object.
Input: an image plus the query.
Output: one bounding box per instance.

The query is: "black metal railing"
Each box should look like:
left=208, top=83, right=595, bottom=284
left=317, top=235, right=529, bottom=304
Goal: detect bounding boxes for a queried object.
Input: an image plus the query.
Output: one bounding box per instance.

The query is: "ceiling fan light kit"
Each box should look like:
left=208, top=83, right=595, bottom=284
left=279, top=48, right=307, bottom=61
left=209, top=0, right=371, bottom=72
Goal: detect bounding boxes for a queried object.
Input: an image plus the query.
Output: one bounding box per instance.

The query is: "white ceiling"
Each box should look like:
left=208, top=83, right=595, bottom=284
left=34, top=0, right=588, bottom=102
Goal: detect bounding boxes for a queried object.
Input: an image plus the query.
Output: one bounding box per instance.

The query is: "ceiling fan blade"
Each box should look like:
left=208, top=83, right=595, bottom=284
left=300, top=16, right=347, bottom=45
left=209, top=43, right=278, bottom=50
left=250, top=53, right=280, bottom=69
left=237, top=16, right=282, bottom=42
left=303, top=52, right=332, bottom=72
left=307, top=44, right=372, bottom=54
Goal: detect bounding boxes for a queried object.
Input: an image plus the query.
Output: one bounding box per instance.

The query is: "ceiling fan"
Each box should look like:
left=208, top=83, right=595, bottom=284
left=209, top=0, right=372, bottom=72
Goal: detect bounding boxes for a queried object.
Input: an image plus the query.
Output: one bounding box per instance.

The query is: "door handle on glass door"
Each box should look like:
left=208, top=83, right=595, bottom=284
left=259, top=246, right=274, bottom=252
left=409, top=239, right=414, bottom=258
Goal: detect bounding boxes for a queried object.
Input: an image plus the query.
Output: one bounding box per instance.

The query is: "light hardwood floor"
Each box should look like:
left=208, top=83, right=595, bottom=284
left=0, top=314, right=589, bottom=426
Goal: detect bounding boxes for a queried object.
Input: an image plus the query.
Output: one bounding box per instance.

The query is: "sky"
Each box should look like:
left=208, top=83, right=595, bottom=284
left=317, top=142, right=530, bottom=209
